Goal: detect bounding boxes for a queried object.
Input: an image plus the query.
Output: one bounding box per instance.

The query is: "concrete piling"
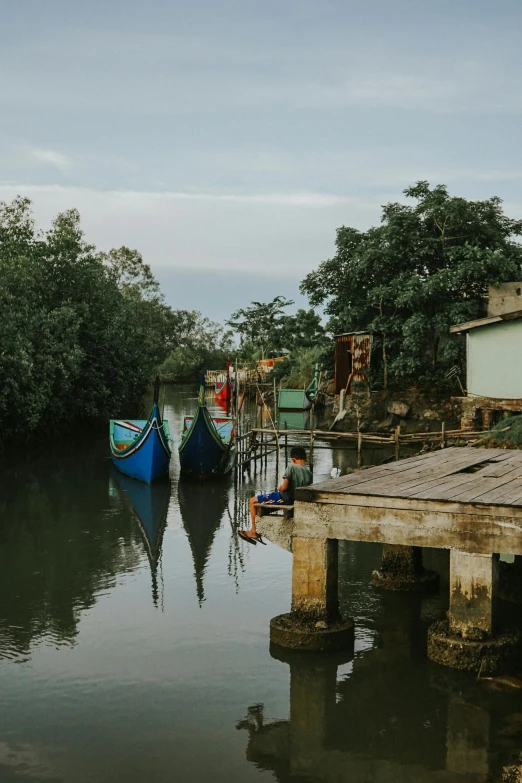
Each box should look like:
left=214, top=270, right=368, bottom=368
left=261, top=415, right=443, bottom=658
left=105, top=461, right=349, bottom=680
left=371, top=544, right=439, bottom=592
left=428, top=550, right=522, bottom=672
left=270, top=536, right=354, bottom=651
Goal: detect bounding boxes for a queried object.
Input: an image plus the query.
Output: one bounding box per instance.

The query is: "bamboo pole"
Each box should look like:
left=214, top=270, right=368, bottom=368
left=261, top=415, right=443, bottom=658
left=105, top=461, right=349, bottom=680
left=394, top=425, right=401, bottom=461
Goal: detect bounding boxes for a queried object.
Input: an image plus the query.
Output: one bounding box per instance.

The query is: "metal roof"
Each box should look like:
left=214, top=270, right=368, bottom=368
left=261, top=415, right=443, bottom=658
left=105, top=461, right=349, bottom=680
left=450, top=309, right=522, bottom=334
left=334, top=330, right=372, bottom=338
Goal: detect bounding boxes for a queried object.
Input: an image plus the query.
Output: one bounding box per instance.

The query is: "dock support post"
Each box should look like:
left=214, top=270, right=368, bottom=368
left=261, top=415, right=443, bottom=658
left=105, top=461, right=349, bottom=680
left=448, top=551, right=498, bottom=639
left=371, top=544, right=438, bottom=592
left=428, top=550, right=522, bottom=672
left=270, top=537, right=354, bottom=651
left=500, top=555, right=522, bottom=604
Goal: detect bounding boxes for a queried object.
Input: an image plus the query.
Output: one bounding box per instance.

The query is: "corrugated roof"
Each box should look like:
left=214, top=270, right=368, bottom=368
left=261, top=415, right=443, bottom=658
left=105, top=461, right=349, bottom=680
left=450, top=309, right=522, bottom=334
left=334, top=330, right=372, bottom=338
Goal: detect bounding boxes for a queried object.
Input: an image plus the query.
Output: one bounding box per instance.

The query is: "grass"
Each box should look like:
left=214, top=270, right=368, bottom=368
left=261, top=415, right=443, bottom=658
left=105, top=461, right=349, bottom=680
left=480, top=415, right=522, bottom=448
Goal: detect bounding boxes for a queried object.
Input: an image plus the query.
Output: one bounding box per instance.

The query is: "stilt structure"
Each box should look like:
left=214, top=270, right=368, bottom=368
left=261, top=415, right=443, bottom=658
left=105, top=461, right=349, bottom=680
left=268, top=447, right=522, bottom=670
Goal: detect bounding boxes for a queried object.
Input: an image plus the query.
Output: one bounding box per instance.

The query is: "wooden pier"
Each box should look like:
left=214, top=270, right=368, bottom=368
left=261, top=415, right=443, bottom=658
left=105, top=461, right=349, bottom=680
left=268, top=446, right=522, bottom=670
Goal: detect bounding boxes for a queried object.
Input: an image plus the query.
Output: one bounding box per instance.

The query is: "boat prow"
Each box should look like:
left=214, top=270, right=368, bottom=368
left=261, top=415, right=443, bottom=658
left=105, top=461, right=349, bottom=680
left=110, top=402, right=172, bottom=483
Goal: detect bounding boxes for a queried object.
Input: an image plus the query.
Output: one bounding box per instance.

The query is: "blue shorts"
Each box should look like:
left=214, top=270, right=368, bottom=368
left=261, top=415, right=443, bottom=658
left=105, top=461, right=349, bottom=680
left=256, top=491, right=292, bottom=505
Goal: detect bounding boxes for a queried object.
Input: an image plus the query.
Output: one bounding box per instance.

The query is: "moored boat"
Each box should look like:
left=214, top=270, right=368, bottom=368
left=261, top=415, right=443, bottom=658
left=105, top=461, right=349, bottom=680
left=109, top=379, right=172, bottom=483
left=278, top=365, right=321, bottom=411
left=179, top=382, right=234, bottom=478
left=215, top=361, right=234, bottom=403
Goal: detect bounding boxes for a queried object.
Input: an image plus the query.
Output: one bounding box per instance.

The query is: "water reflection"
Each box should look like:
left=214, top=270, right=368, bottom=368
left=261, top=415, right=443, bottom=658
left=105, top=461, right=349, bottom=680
left=110, top=471, right=170, bottom=607
left=178, top=478, right=231, bottom=605
left=238, top=544, right=522, bottom=782
left=0, top=449, right=142, bottom=661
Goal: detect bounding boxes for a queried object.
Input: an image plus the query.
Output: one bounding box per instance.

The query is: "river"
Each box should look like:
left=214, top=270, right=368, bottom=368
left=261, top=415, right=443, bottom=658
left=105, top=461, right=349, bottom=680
left=0, top=385, right=520, bottom=782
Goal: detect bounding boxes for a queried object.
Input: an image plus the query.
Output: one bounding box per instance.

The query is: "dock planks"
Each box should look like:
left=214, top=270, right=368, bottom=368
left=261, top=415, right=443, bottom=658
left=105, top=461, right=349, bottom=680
left=303, top=447, right=522, bottom=507
left=293, top=448, right=522, bottom=555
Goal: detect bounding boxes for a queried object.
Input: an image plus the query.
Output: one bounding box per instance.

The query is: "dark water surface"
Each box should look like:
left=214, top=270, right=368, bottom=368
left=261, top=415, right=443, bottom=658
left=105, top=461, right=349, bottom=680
left=1, top=386, right=521, bottom=782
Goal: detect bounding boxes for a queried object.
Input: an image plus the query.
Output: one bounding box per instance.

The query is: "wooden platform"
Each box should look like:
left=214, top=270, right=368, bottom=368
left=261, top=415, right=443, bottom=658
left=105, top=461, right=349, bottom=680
left=255, top=502, right=294, bottom=519
left=294, top=447, right=522, bottom=555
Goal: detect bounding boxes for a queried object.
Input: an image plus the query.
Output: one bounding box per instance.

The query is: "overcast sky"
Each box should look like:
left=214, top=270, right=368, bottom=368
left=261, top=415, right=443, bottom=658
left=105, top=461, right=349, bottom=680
left=2, top=0, right=522, bottom=318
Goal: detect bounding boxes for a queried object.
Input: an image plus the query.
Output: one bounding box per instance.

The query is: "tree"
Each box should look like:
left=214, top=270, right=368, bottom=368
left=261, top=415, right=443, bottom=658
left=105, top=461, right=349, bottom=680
left=160, top=310, right=234, bottom=382
left=227, top=296, right=293, bottom=359
left=275, top=308, right=324, bottom=353
left=301, top=182, right=522, bottom=389
left=0, top=197, right=173, bottom=441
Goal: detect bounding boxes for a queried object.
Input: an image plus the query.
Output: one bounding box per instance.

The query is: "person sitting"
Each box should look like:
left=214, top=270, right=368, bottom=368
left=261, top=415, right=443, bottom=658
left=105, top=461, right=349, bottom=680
left=239, top=446, right=313, bottom=544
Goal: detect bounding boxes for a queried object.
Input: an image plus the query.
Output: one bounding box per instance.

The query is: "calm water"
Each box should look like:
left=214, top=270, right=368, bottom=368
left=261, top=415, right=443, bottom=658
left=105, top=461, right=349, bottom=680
left=1, top=386, right=521, bottom=783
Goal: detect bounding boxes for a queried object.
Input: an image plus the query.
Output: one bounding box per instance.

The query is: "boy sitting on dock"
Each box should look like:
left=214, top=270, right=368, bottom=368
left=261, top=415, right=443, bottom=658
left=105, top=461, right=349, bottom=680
left=240, top=446, right=313, bottom=544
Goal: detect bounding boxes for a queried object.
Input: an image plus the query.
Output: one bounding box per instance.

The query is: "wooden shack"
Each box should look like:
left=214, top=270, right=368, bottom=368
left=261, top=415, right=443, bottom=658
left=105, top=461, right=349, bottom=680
left=334, top=332, right=372, bottom=394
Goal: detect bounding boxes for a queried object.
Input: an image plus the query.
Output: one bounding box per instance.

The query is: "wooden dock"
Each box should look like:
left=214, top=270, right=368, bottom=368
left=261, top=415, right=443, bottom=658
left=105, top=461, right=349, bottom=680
left=295, top=446, right=522, bottom=554
left=268, top=446, right=522, bottom=669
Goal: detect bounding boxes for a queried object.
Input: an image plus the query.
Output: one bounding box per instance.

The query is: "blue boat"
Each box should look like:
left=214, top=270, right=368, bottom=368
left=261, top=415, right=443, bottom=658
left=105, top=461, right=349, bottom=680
left=179, top=382, right=234, bottom=479
left=110, top=380, right=172, bottom=483
left=111, top=470, right=170, bottom=606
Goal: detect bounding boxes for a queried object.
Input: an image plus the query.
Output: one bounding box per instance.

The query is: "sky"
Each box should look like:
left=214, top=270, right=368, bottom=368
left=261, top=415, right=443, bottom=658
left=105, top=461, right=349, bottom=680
left=2, top=0, right=522, bottom=321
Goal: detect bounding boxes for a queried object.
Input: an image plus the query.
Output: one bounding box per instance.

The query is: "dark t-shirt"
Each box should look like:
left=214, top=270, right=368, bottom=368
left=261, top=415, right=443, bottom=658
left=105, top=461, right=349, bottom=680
left=281, top=463, right=313, bottom=503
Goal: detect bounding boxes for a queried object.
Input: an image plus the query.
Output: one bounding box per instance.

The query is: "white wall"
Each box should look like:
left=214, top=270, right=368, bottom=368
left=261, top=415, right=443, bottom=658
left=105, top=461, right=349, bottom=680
left=467, top=319, right=522, bottom=399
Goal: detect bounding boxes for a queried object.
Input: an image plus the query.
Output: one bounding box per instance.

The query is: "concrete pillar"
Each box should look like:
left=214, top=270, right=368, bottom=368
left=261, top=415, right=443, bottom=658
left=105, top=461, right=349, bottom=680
left=291, top=537, right=339, bottom=622
left=270, top=537, right=354, bottom=651
left=371, top=544, right=438, bottom=592
left=428, top=549, right=522, bottom=671
left=460, top=398, right=477, bottom=431
left=448, top=551, right=499, bottom=639
left=339, top=388, right=346, bottom=413
left=500, top=555, right=522, bottom=604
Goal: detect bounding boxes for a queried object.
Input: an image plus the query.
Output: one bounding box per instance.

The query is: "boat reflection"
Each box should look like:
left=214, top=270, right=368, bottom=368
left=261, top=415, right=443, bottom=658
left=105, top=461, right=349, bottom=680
left=178, top=479, right=230, bottom=605
left=111, top=470, right=170, bottom=607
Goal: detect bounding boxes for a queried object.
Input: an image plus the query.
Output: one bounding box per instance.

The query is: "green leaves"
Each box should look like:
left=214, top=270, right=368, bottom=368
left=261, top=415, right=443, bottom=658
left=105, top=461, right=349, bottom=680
left=301, top=181, right=522, bottom=389
left=0, top=197, right=174, bottom=440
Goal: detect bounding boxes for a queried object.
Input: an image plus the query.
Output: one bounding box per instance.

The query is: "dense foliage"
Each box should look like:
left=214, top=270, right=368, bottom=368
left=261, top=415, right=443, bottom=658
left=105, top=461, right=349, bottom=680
left=301, top=182, right=522, bottom=389
left=160, top=310, right=234, bottom=382
left=227, top=297, right=324, bottom=361
left=0, top=197, right=174, bottom=441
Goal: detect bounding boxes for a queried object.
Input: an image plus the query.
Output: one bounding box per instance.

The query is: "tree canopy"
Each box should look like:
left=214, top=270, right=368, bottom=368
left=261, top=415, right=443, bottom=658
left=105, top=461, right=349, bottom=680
left=301, top=182, right=522, bottom=388
left=0, top=197, right=173, bottom=440
left=160, top=310, right=234, bottom=382
left=227, top=296, right=294, bottom=359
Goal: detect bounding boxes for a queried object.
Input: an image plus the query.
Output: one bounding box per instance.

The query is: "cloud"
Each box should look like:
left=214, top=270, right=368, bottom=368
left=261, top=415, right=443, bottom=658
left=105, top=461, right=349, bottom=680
left=0, top=183, right=381, bottom=274
left=29, top=148, right=72, bottom=172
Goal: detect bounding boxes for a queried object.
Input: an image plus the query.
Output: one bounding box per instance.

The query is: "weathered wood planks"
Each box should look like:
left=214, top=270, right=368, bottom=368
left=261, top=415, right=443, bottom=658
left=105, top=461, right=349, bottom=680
left=293, top=447, right=522, bottom=555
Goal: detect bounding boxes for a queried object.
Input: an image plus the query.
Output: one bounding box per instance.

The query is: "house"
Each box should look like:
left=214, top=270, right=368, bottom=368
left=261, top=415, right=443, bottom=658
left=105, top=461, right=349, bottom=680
left=334, top=332, right=372, bottom=395
left=450, top=283, right=522, bottom=427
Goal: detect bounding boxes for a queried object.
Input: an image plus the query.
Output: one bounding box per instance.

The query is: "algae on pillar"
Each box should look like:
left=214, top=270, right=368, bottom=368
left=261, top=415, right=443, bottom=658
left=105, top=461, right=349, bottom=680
left=371, top=544, right=438, bottom=592
left=428, top=550, right=521, bottom=672
left=270, top=536, right=354, bottom=651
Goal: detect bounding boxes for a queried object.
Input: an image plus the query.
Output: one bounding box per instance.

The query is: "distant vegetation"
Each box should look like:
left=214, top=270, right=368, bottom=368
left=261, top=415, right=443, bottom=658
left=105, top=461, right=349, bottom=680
left=0, top=197, right=229, bottom=443
left=4, top=180, right=522, bottom=444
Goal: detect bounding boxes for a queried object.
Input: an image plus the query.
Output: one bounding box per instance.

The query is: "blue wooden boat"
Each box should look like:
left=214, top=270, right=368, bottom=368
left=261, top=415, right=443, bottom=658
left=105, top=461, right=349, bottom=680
left=110, top=380, right=172, bottom=483
left=111, top=469, right=170, bottom=606
left=179, top=382, right=234, bottom=478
